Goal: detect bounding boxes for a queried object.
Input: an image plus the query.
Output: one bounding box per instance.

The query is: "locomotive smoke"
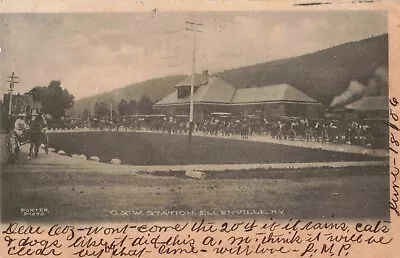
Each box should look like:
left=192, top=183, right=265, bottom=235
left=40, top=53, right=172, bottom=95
left=330, top=66, right=388, bottom=108
left=330, top=80, right=365, bottom=107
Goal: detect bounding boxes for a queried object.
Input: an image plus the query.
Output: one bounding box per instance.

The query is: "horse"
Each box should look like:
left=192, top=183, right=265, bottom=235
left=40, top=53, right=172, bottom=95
left=208, top=119, right=219, bottom=136
left=221, top=121, right=233, bottom=136
left=240, top=122, right=249, bottom=139
left=324, top=121, right=340, bottom=143
left=276, top=121, right=292, bottom=140
left=27, top=116, right=48, bottom=159
left=292, top=119, right=310, bottom=141
left=270, top=122, right=280, bottom=139
left=312, top=121, right=325, bottom=142
left=304, top=120, right=313, bottom=142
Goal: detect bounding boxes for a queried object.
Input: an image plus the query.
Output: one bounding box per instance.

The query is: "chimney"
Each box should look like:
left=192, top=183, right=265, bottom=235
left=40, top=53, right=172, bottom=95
left=202, top=70, right=209, bottom=84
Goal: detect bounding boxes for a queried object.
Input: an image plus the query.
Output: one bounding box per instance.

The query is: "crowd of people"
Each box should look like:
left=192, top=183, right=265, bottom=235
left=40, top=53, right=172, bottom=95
left=82, top=114, right=385, bottom=148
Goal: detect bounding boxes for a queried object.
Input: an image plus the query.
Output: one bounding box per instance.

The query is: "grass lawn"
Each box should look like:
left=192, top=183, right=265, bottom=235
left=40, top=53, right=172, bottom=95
left=48, top=131, right=384, bottom=165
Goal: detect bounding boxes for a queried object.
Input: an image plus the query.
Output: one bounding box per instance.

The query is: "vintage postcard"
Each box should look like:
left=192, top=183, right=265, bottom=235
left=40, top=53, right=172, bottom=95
left=0, top=0, right=399, bottom=257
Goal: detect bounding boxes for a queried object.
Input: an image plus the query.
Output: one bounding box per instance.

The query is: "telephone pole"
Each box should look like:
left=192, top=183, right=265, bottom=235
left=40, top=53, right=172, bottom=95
left=7, top=72, right=19, bottom=116
left=185, top=21, right=203, bottom=142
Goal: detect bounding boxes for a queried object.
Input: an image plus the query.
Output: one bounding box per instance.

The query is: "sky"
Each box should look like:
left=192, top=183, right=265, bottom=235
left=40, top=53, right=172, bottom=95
left=0, top=11, right=387, bottom=100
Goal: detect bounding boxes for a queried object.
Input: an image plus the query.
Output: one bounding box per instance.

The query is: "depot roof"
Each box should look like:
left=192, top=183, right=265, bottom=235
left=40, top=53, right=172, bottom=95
left=155, top=76, right=237, bottom=106
left=155, top=76, right=320, bottom=106
left=232, top=84, right=319, bottom=104
left=345, top=96, right=388, bottom=111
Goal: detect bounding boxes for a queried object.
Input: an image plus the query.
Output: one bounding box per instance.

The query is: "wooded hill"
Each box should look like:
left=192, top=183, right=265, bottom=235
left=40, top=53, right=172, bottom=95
left=71, top=75, right=186, bottom=115
left=71, top=34, right=388, bottom=115
left=217, top=34, right=388, bottom=106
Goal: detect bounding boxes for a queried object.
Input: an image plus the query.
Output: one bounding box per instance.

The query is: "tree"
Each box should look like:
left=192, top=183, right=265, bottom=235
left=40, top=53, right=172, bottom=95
left=82, top=108, right=90, bottom=119
left=28, top=80, right=74, bottom=120
left=94, top=102, right=110, bottom=117
left=117, top=99, right=129, bottom=117
left=128, top=100, right=137, bottom=115
left=137, top=95, right=153, bottom=114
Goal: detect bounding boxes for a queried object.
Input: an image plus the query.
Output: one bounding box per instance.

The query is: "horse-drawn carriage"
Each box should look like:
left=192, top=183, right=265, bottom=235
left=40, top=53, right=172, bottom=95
left=270, top=116, right=299, bottom=140
left=345, top=119, right=384, bottom=148
left=209, top=112, right=232, bottom=136
left=4, top=114, right=49, bottom=163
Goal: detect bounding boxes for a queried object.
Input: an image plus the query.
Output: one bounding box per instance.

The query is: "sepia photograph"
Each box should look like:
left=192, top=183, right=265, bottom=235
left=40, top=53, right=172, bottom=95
left=0, top=9, right=390, bottom=223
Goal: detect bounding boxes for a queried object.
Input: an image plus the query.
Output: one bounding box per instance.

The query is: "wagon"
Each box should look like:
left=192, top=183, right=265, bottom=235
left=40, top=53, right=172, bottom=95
left=4, top=131, right=25, bottom=163
left=4, top=128, right=49, bottom=163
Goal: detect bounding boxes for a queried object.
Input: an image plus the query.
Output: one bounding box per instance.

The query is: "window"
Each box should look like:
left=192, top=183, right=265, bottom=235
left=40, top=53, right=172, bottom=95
left=177, top=86, right=199, bottom=99
left=177, top=86, right=190, bottom=98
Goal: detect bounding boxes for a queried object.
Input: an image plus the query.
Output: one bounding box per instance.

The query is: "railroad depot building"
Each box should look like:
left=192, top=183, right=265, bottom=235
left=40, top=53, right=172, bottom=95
left=154, top=71, right=322, bottom=120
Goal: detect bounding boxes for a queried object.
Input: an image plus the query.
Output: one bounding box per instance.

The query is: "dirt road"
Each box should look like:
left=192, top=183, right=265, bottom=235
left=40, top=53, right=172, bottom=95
left=1, top=149, right=389, bottom=222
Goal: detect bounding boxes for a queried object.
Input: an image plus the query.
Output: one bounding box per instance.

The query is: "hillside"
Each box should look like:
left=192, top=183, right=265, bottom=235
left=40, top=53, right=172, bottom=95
left=217, top=34, right=388, bottom=105
left=71, top=34, right=388, bottom=115
left=71, top=75, right=185, bottom=115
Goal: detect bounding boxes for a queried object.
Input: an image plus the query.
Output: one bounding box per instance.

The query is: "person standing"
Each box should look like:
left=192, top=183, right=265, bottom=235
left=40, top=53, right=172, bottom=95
left=13, top=114, right=29, bottom=142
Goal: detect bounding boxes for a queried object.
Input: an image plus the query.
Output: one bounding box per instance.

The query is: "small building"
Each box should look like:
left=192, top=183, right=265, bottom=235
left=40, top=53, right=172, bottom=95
left=154, top=71, right=322, bottom=120
left=2, top=93, right=42, bottom=116
left=345, top=96, right=388, bottom=121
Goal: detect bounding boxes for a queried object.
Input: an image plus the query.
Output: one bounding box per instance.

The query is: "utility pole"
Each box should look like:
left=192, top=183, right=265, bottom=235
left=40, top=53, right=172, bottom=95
left=7, top=72, right=19, bottom=116
left=185, top=21, right=203, bottom=142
